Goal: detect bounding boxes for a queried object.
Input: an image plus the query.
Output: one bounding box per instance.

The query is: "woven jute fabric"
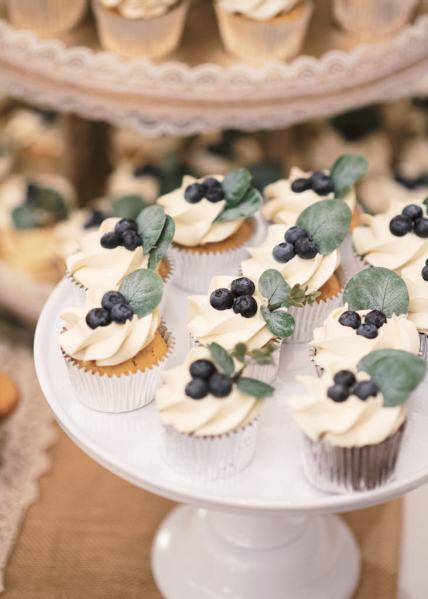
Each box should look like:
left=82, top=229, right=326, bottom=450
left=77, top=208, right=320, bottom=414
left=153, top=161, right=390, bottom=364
left=3, top=427, right=401, bottom=599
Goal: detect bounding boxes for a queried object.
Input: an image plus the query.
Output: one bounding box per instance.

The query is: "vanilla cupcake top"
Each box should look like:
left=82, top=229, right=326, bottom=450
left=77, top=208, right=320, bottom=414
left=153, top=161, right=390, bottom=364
left=2, top=108, right=64, bottom=158
left=100, top=0, right=177, bottom=18
left=311, top=267, right=420, bottom=370
left=158, top=169, right=262, bottom=248
left=352, top=199, right=428, bottom=271
left=401, top=256, right=428, bottom=334
left=107, top=161, right=161, bottom=204
left=60, top=269, right=163, bottom=367
left=290, top=350, right=426, bottom=447
left=157, top=345, right=274, bottom=436
left=358, top=174, right=428, bottom=215
left=217, top=0, right=299, bottom=20
left=55, top=209, right=107, bottom=258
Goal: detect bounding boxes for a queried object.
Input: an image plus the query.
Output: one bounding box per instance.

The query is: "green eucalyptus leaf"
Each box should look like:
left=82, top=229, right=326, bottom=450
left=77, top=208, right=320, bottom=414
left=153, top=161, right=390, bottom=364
left=231, top=342, right=248, bottom=363
left=423, top=197, right=428, bottom=212
left=261, top=306, right=295, bottom=339
left=222, top=168, right=252, bottom=207
left=330, top=153, right=368, bottom=199
left=249, top=161, right=283, bottom=191
left=12, top=204, right=36, bottom=230
left=112, top=195, right=147, bottom=220
left=343, top=267, right=409, bottom=317
left=34, top=187, right=68, bottom=222
left=296, top=198, right=352, bottom=255
left=208, top=343, right=235, bottom=377
left=358, top=349, right=426, bottom=407
left=237, top=377, right=274, bottom=399
left=215, top=187, right=262, bottom=223
left=119, top=268, right=163, bottom=318
left=258, top=269, right=291, bottom=310
left=148, top=215, right=175, bottom=270
left=137, top=205, right=166, bottom=255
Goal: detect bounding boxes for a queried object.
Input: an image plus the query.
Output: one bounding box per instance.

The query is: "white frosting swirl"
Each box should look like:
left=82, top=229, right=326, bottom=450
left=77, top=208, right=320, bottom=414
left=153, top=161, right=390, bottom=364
left=156, top=347, right=261, bottom=436
left=217, top=0, right=299, bottom=20
left=358, top=174, right=428, bottom=215
left=262, top=167, right=356, bottom=225
left=3, top=109, right=64, bottom=158
left=289, top=369, right=405, bottom=447
left=60, top=288, right=160, bottom=367
left=311, top=306, right=420, bottom=371
left=401, top=256, right=428, bottom=334
left=100, top=0, right=177, bottom=18
left=66, top=217, right=148, bottom=289
left=107, top=161, right=160, bottom=204
left=352, top=199, right=428, bottom=271
left=241, top=223, right=340, bottom=293
left=157, top=175, right=244, bottom=247
left=188, top=275, right=275, bottom=350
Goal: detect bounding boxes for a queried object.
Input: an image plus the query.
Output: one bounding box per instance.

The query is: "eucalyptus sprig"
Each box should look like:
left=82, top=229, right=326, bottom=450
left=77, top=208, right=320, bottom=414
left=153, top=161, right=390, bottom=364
left=12, top=184, right=68, bottom=230
left=112, top=195, right=148, bottom=220
left=214, top=168, right=263, bottom=223
left=330, top=153, right=368, bottom=199
left=343, top=267, right=409, bottom=317
left=136, top=205, right=175, bottom=269
left=118, top=268, right=163, bottom=318
left=286, top=284, right=320, bottom=308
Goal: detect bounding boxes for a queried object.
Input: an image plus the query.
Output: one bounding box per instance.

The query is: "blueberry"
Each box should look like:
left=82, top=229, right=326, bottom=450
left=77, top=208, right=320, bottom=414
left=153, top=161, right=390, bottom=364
left=356, top=323, right=379, bottom=339
left=101, top=291, right=126, bottom=311
left=185, top=378, right=208, bottom=400
left=364, top=309, right=387, bottom=329
left=333, top=370, right=356, bottom=388
left=352, top=380, right=379, bottom=400
left=203, top=177, right=221, bottom=190
left=231, top=277, right=255, bottom=297
left=133, top=163, right=161, bottom=179
left=414, top=217, right=428, bottom=238
left=208, top=373, right=232, bottom=397
left=232, top=295, right=258, bottom=318
left=327, top=384, right=349, bottom=402
left=311, top=171, right=335, bottom=196
left=84, top=210, right=105, bottom=229
left=26, top=182, right=38, bottom=204
left=111, top=302, right=134, bottom=324
left=184, top=182, right=205, bottom=204
left=100, top=231, right=120, bottom=249
left=204, top=183, right=225, bottom=203
left=210, top=288, right=234, bottom=311
left=422, top=265, right=428, bottom=281
left=85, top=307, right=111, bottom=329
left=339, top=310, right=361, bottom=329
left=115, top=218, right=138, bottom=237
left=284, top=226, right=308, bottom=244
left=294, top=237, right=318, bottom=259
left=402, top=204, right=423, bottom=222
left=122, top=230, right=142, bottom=251
left=190, top=359, right=217, bottom=380
left=272, top=242, right=295, bottom=263
left=389, top=215, right=412, bottom=236
left=291, top=178, right=312, bottom=193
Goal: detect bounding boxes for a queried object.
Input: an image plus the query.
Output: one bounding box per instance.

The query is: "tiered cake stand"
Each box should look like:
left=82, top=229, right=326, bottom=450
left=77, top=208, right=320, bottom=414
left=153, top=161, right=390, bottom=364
left=34, top=279, right=428, bottom=599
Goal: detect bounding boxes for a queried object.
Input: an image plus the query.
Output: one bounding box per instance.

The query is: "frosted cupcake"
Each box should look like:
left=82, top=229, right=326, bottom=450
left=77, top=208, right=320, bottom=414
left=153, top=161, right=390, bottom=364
left=358, top=174, right=428, bottom=215
left=93, top=0, right=190, bottom=58
left=60, top=269, right=173, bottom=412
left=290, top=349, right=426, bottom=492
left=158, top=169, right=262, bottom=293
left=401, top=256, right=428, bottom=356
left=214, top=0, right=314, bottom=63
left=157, top=344, right=273, bottom=480
left=333, top=0, right=419, bottom=38
left=107, top=161, right=162, bottom=204
left=6, top=0, right=87, bottom=37
left=311, top=267, right=421, bottom=372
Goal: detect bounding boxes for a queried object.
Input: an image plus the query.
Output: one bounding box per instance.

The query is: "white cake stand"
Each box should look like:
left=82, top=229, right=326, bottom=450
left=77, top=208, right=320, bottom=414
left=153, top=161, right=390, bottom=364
left=34, top=279, right=428, bottom=599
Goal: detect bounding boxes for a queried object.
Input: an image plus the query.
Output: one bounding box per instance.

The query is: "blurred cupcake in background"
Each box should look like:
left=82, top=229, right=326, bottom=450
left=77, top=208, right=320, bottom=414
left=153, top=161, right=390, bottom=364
left=6, top=0, right=88, bottom=37
left=107, top=162, right=162, bottom=204
left=110, top=128, right=184, bottom=165
left=333, top=0, right=419, bottom=38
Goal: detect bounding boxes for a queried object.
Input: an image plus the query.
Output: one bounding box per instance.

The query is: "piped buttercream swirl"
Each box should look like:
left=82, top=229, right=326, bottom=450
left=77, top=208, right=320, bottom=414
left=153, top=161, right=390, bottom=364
left=217, top=0, right=299, bottom=20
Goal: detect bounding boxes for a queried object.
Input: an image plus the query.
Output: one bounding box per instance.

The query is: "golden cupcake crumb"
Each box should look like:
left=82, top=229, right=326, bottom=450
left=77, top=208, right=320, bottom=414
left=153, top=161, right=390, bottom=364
left=158, top=258, right=170, bottom=280
left=0, top=372, right=20, bottom=420
left=318, top=273, right=341, bottom=302
left=350, top=207, right=361, bottom=231
left=174, top=219, right=254, bottom=254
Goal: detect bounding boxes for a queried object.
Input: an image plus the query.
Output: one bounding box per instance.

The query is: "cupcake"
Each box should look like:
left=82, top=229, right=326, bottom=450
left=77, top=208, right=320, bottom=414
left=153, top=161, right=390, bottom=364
left=310, top=267, right=421, bottom=373
left=110, top=128, right=184, bottom=165
left=158, top=170, right=262, bottom=293
left=93, top=0, right=190, bottom=59
left=60, top=268, right=173, bottom=412
left=333, top=0, right=419, bottom=38
left=54, top=208, right=108, bottom=259
left=107, top=161, right=162, bottom=204
left=401, top=256, right=428, bottom=356
left=358, top=174, right=428, bottom=215
left=214, top=0, right=314, bottom=63
left=6, top=0, right=87, bottom=37
left=289, top=349, right=426, bottom=492
left=156, top=344, right=273, bottom=480
left=246, top=198, right=352, bottom=341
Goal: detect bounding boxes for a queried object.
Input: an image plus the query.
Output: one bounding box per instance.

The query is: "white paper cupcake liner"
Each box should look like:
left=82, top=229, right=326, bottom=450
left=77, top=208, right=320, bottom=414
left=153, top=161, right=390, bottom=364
left=301, top=425, right=405, bottom=493
left=420, top=333, right=428, bottom=360
left=63, top=324, right=175, bottom=413
left=333, top=0, right=418, bottom=37
left=162, top=417, right=260, bottom=482
left=6, top=0, right=87, bottom=37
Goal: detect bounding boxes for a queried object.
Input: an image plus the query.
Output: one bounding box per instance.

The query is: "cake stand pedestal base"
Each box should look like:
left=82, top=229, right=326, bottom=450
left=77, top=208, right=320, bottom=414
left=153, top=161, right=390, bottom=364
left=152, top=505, right=361, bottom=599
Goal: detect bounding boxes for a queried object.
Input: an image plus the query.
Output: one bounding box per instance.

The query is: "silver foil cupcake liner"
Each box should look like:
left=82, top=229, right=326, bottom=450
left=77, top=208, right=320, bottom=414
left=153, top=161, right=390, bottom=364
left=301, top=425, right=405, bottom=493
left=333, top=0, right=418, bottom=37
left=420, top=333, right=428, bottom=360
left=162, top=417, right=260, bottom=482
left=63, top=324, right=175, bottom=413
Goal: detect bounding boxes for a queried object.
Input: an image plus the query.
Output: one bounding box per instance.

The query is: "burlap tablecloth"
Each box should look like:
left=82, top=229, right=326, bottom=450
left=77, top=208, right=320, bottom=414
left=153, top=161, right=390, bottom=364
left=2, top=426, right=401, bottom=599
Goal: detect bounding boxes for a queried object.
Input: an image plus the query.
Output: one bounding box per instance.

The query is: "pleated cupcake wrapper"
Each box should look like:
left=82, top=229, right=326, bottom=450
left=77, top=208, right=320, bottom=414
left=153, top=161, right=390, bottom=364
left=340, top=235, right=365, bottom=280
left=420, top=333, right=428, bottom=360
left=301, top=425, right=405, bottom=493
left=93, top=0, right=189, bottom=59
left=63, top=324, right=175, bottom=413
left=333, top=0, right=418, bottom=37
left=214, top=0, right=313, bottom=63
left=6, top=0, right=87, bottom=37
left=162, top=417, right=260, bottom=482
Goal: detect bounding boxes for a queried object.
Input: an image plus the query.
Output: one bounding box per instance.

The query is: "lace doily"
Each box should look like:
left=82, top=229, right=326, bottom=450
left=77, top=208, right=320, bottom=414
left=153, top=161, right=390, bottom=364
left=0, top=333, right=57, bottom=593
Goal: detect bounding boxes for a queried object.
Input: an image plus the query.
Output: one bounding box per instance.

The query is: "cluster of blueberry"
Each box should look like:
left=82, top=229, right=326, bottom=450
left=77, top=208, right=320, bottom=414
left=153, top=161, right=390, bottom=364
left=184, top=177, right=225, bottom=204
left=100, top=218, right=142, bottom=251
left=185, top=359, right=232, bottom=399
left=291, top=171, right=335, bottom=196
left=272, top=226, right=319, bottom=263
left=422, top=259, right=428, bottom=281
left=327, top=370, right=378, bottom=402
left=209, top=277, right=257, bottom=318
left=339, top=309, right=387, bottom=339
left=389, top=204, right=428, bottom=238
left=85, top=291, right=134, bottom=330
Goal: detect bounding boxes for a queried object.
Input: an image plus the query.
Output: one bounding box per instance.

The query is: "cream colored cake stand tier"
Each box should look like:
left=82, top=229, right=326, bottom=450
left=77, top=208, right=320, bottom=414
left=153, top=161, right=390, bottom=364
left=35, top=278, right=428, bottom=599
left=1, top=1, right=428, bottom=135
